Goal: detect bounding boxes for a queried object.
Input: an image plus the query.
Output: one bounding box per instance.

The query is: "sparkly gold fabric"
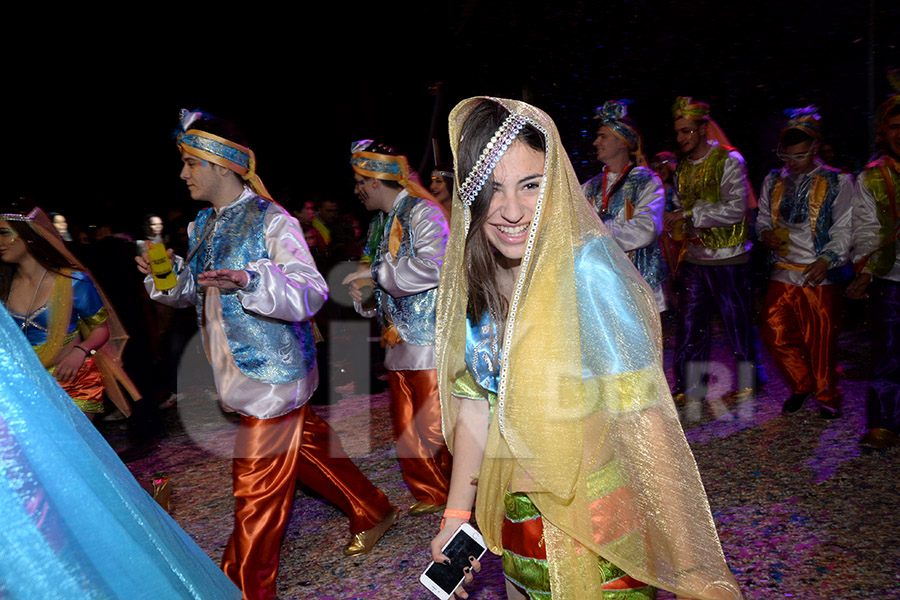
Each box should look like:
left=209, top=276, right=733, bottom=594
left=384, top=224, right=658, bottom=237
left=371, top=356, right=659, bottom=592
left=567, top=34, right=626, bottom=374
left=437, top=97, right=742, bottom=599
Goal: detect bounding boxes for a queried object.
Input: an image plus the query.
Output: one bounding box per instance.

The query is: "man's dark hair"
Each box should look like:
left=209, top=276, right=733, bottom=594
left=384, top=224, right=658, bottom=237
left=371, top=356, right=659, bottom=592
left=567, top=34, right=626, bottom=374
left=191, top=116, right=250, bottom=148
left=779, top=128, right=815, bottom=148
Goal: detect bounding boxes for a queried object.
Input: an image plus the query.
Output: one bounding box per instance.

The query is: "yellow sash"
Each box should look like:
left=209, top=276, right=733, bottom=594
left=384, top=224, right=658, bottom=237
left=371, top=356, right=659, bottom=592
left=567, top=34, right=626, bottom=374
left=769, top=173, right=828, bottom=243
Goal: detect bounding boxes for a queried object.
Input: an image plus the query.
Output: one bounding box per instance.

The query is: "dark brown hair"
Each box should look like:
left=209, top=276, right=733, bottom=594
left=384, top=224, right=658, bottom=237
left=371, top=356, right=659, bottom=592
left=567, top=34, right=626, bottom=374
left=0, top=199, right=78, bottom=303
left=457, top=100, right=545, bottom=322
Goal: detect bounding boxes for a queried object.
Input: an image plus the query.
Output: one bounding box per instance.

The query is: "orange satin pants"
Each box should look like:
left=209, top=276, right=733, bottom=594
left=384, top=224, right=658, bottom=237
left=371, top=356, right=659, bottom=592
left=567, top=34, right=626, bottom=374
left=762, top=281, right=843, bottom=407
left=388, top=369, right=451, bottom=505
left=57, top=357, right=104, bottom=414
left=221, top=403, right=393, bottom=600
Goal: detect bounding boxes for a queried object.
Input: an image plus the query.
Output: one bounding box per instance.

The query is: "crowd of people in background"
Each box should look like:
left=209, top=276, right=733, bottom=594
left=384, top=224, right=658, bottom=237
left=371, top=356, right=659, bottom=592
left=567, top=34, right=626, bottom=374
left=2, top=86, right=897, bottom=599
left=8, top=90, right=897, bottom=470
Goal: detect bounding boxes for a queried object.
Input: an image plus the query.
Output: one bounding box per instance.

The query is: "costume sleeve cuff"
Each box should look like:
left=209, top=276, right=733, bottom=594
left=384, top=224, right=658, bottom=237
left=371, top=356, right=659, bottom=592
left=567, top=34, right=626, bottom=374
left=818, top=250, right=840, bottom=267
left=242, top=270, right=260, bottom=294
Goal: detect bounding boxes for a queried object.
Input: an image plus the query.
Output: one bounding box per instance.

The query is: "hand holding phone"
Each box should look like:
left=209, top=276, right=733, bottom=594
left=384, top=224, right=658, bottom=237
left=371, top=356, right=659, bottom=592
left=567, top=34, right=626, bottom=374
left=420, top=522, right=486, bottom=600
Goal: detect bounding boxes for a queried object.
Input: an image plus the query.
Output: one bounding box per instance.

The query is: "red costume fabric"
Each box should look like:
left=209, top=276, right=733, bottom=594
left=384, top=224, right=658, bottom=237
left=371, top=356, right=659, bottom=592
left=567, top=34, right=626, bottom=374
left=388, top=369, right=451, bottom=505
left=221, top=404, right=394, bottom=600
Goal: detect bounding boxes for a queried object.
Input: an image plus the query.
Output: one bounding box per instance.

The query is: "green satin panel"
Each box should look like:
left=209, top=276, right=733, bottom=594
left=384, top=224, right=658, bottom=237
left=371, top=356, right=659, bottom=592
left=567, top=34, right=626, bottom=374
left=502, top=492, right=656, bottom=599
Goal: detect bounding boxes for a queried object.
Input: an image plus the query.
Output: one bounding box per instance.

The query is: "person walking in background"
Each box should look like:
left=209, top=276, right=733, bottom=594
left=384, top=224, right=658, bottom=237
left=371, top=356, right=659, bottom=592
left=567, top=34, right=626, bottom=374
left=582, top=99, right=668, bottom=311
left=1, top=201, right=140, bottom=421
left=344, top=140, right=452, bottom=517
left=757, top=107, right=853, bottom=420
left=669, top=96, right=766, bottom=409
left=847, top=89, right=900, bottom=448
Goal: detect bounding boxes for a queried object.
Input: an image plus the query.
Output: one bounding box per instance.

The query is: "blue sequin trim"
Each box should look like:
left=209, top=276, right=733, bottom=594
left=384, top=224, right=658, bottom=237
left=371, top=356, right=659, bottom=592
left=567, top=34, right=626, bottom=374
left=351, top=156, right=402, bottom=177
left=181, top=134, right=250, bottom=169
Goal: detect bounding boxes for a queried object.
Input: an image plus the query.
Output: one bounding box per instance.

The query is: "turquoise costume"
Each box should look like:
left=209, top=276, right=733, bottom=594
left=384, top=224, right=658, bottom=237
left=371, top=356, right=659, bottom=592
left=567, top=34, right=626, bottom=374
left=369, top=193, right=440, bottom=347
left=189, top=195, right=316, bottom=385
left=0, top=307, right=241, bottom=599
left=8, top=271, right=105, bottom=347
left=583, top=168, right=668, bottom=290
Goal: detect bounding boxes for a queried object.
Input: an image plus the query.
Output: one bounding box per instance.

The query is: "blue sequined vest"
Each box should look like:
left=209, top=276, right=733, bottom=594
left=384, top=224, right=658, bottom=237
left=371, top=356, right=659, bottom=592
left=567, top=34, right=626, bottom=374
left=189, top=196, right=315, bottom=384
left=371, top=195, right=438, bottom=346
left=584, top=167, right=668, bottom=288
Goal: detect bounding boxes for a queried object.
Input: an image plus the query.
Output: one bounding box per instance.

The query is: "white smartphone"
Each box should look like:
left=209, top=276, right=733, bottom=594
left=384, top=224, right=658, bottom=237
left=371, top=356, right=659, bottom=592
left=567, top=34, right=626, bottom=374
left=419, top=522, right=488, bottom=600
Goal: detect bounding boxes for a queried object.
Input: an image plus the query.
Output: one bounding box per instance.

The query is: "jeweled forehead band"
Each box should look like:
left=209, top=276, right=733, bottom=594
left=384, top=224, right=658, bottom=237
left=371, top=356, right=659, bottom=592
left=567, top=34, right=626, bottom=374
left=458, top=112, right=528, bottom=207
left=0, top=209, right=37, bottom=222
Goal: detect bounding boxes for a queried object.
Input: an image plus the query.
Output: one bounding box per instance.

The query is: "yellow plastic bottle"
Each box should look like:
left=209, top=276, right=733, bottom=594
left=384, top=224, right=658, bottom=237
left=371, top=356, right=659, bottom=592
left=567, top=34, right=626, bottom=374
left=148, top=243, right=178, bottom=291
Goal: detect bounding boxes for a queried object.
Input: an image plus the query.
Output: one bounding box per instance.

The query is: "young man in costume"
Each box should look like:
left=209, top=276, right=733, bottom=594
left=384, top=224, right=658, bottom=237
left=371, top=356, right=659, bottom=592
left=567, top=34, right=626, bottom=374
left=582, top=100, right=668, bottom=311
left=343, top=140, right=452, bottom=516
left=669, top=96, right=766, bottom=406
left=756, top=107, right=853, bottom=419
left=137, top=111, right=398, bottom=600
left=847, top=90, right=900, bottom=448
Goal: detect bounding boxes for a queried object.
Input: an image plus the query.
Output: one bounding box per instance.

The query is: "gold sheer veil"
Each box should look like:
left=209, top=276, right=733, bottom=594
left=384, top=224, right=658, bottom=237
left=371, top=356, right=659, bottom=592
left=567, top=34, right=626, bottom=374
left=436, top=97, right=741, bottom=599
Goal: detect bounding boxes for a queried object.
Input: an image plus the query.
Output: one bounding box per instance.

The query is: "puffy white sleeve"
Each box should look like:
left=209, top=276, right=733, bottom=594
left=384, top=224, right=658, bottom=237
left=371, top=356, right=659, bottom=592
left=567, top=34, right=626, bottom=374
left=851, top=173, right=882, bottom=271
left=690, top=151, right=750, bottom=229
left=605, top=172, right=664, bottom=253
left=755, top=173, right=776, bottom=235
left=237, top=207, right=329, bottom=322
left=374, top=201, right=448, bottom=298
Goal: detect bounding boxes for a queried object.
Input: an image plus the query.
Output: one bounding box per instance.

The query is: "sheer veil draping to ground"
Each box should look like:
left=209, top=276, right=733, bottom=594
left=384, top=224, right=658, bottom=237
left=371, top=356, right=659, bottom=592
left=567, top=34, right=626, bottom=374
left=436, top=97, right=742, bottom=599
left=0, top=307, right=240, bottom=599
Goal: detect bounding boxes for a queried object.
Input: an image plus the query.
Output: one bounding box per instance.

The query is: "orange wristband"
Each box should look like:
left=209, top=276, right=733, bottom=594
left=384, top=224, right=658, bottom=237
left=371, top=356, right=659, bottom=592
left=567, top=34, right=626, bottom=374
left=443, top=509, right=472, bottom=520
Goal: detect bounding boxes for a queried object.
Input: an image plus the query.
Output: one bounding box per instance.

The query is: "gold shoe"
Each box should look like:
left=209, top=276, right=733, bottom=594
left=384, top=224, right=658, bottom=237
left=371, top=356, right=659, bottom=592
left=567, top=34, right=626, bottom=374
left=408, top=501, right=446, bottom=517
left=672, top=393, right=687, bottom=405
left=722, top=387, right=755, bottom=403
left=342, top=507, right=400, bottom=557
left=860, top=428, right=900, bottom=449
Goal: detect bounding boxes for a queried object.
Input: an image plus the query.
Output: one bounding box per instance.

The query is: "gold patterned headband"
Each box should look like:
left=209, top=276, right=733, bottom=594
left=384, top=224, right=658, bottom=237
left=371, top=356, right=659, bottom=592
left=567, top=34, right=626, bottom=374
left=176, top=109, right=273, bottom=201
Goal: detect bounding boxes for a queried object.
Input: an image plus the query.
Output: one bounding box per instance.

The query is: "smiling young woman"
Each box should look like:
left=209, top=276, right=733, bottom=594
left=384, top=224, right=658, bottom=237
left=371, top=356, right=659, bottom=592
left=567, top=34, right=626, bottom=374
left=430, top=97, right=743, bottom=600
left=0, top=200, right=139, bottom=419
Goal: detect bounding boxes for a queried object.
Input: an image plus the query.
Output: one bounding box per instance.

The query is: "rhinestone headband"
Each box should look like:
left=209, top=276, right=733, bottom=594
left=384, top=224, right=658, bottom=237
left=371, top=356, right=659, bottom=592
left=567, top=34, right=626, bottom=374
left=458, top=112, right=528, bottom=207
left=0, top=208, right=38, bottom=222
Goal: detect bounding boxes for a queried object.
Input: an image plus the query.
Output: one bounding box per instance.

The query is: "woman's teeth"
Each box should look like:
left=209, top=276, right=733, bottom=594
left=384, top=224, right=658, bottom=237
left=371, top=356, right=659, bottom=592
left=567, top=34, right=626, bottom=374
left=497, top=224, right=528, bottom=235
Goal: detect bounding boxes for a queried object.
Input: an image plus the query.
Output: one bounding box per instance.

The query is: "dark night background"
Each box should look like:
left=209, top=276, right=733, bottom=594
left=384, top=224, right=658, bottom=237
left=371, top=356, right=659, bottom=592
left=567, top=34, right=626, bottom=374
left=4, top=1, right=898, bottom=239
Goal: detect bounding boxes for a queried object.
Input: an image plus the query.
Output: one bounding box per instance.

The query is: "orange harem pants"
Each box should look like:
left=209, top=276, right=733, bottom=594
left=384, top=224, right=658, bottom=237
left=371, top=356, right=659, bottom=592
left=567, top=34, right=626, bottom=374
left=762, top=281, right=843, bottom=408
left=221, top=403, right=394, bottom=600
left=388, top=369, right=451, bottom=506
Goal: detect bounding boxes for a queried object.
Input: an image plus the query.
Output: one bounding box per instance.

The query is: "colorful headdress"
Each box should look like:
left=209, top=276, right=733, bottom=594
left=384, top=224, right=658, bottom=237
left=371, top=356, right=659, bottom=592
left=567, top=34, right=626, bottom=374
left=782, top=105, right=823, bottom=141
left=176, top=109, right=273, bottom=201
left=672, top=96, right=711, bottom=121
left=593, top=99, right=648, bottom=167
left=454, top=108, right=537, bottom=235
left=654, top=150, right=677, bottom=166
left=671, top=96, right=734, bottom=149
left=349, top=139, right=434, bottom=202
